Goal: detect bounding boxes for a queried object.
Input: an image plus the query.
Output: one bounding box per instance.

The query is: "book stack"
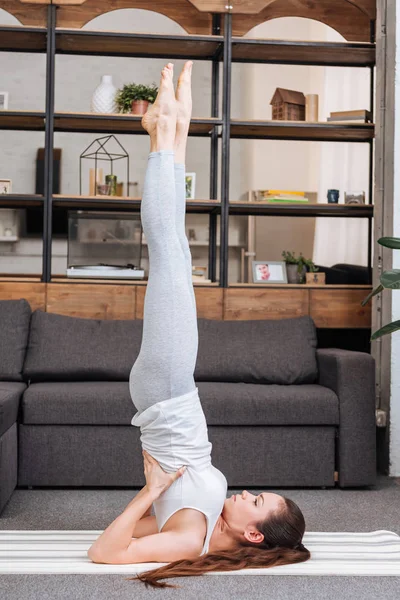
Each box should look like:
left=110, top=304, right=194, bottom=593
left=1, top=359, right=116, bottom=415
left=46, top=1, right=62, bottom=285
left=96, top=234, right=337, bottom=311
left=192, top=265, right=211, bottom=283
left=254, top=190, right=309, bottom=203
left=327, top=109, right=372, bottom=123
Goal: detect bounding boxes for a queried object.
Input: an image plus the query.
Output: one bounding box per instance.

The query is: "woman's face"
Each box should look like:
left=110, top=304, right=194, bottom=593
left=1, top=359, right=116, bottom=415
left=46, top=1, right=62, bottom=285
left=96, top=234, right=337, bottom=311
left=222, top=489, right=284, bottom=535
left=257, top=265, right=270, bottom=280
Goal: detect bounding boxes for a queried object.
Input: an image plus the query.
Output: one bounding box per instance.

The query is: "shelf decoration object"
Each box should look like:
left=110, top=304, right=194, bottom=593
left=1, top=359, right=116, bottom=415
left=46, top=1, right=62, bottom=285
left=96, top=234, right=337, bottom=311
left=185, top=172, right=196, bottom=199
left=282, top=250, right=307, bottom=283
left=115, top=83, right=158, bottom=115
left=249, top=189, right=309, bottom=203
left=345, top=191, right=366, bottom=204
left=327, top=189, right=340, bottom=204
left=303, top=258, right=325, bottom=285
left=91, top=75, right=117, bottom=114
left=327, top=109, right=372, bottom=123
left=270, top=88, right=305, bottom=121
left=252, top=261, right=288, bottom=284
left=305, top=94, right=319, bottom=122
left=80, top=135, right=129, bottom=197
left=0, top=92, right=9, bottom=110
left=67, top=210, right=144, bottom=280
left=0, top=179, right=12, bottom=194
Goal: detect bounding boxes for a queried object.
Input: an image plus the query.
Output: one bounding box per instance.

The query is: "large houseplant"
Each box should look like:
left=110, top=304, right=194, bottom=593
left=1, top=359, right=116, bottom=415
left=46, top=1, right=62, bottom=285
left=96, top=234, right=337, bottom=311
left=362, top=236, right=400, bottom=339
left=115, top=83, right=158, bottom=115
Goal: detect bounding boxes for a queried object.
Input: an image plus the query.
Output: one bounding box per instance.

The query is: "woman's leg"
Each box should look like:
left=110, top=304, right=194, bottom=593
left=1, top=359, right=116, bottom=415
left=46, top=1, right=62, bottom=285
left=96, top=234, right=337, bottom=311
left=129, top=63, right=198, bottom=413
left=174, top=62, right=196, bottom=314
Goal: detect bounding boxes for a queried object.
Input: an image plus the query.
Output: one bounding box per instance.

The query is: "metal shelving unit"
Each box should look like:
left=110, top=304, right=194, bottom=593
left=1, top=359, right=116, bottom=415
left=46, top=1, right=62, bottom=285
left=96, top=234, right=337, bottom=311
left=0, top=8, right=375, bottom=285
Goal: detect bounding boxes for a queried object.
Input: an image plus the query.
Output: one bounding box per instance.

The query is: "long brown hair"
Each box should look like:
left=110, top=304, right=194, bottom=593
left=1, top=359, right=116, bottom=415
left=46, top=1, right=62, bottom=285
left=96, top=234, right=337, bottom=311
left=126, top=496, right=310, bottom=589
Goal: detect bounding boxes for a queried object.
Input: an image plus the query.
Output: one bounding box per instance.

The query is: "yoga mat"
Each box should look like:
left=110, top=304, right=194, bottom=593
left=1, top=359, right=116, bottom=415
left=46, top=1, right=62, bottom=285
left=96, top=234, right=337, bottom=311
left=1, top=530, right=400, bottom=576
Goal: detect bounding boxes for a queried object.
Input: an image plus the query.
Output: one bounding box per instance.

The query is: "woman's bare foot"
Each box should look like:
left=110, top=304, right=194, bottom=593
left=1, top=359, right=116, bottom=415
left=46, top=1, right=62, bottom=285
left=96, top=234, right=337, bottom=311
left=174, top=61, right=193, bottom=164
left=141, top=63, right=177, bottom=152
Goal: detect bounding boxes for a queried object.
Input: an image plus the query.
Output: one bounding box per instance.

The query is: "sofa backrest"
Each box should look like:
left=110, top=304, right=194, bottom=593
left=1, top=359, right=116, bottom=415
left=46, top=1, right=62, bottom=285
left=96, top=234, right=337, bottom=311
left=0, top=299, right=32, bottom=382
left=23, top=310, right=143, bottom=382
left=23, top=310, right=318, bottom=385
left=195, top=316, right=318, bottom=385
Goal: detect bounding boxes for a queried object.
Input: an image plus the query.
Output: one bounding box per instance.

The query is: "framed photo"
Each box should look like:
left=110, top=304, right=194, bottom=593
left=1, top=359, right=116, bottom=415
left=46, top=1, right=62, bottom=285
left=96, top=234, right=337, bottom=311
left=185, top=172, right=196, bottom=200
left=252, top=261, right=288, bottom=284
left=0, top=92, right=9, bottom=110
left=0, top=179, right=12, bottom=194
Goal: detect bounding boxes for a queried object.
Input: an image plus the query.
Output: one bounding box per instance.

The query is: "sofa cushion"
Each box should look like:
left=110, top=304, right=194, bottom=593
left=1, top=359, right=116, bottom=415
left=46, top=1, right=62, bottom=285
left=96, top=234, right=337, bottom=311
left=22, top=382, right=134, bottom=424
left=22, top=381, right=338, bottom=426
left=0, top=382, right=27, bottom=436
left=195, top=316, right=318, bottom=384
left=0, top=299, right=31, bottom=381
left=23, top=311, right=143, bottom=382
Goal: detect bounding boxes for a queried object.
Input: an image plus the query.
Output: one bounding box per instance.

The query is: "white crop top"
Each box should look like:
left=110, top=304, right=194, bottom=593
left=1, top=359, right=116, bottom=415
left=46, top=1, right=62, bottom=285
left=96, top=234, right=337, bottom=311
left=131, top=387, right=228, bottom=555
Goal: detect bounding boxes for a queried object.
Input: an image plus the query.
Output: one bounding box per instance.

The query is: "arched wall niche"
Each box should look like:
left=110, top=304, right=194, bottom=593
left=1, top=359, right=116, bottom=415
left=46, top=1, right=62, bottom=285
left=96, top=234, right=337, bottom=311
left=187, top=0, right=375, bottom=20
left=229, top=0, right=375, bottom=41
left=0, top=1, right=48, bottom=26
left=1, top=0, right=376, bottom=41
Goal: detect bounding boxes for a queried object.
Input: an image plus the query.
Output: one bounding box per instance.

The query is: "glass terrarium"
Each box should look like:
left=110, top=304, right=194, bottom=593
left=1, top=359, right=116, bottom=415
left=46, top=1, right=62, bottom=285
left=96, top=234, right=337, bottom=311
left=67, top=211, right=144, bottom=279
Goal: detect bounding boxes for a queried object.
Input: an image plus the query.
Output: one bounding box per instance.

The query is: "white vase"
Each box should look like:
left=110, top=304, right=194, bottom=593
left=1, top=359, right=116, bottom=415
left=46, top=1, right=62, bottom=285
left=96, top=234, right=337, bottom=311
left=91, top=75, right=117, bottom=114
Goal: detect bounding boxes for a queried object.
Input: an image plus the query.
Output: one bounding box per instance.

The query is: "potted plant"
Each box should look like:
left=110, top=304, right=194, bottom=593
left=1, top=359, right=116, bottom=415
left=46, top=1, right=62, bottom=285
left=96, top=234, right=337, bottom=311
left=362, top=236, right=400, bottom=339
left=282, top=250, right=306, bottom=283
left=115, top=83, right=158, bottom=115
left=303, top=258, right=326, bottom=285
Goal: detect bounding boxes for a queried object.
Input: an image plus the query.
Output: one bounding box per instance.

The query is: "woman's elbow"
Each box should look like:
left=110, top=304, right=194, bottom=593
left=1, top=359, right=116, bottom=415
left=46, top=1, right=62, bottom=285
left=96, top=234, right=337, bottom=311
left=87, top=548, right=107, bottom=564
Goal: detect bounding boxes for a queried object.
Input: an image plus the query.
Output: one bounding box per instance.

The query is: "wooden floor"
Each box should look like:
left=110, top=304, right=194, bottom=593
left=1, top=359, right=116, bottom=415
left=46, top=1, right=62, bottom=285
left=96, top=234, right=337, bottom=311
left=0, top=278, right=372, bottom=327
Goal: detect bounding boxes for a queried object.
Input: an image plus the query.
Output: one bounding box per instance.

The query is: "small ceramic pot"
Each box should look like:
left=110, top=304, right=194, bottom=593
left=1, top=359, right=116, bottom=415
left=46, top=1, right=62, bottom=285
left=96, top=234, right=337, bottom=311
left=286, top=263, right=306, bottom=284
left=131, top=100, right=149, bottom=115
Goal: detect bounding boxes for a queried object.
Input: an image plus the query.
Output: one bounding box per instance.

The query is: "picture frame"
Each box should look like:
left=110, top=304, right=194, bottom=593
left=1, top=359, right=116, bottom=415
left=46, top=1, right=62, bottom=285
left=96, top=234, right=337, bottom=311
left=252, top=261, right=288, bottom=284
left=185, top=172, right=196, bottom=200
left=0, top=92, right=9, bottom=110
left=0, top=179, right=12, bottom=194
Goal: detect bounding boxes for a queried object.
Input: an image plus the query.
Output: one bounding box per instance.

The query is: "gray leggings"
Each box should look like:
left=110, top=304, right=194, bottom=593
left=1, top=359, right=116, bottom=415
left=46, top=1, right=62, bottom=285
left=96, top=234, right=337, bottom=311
left=129, top=150, right=198, bottom=413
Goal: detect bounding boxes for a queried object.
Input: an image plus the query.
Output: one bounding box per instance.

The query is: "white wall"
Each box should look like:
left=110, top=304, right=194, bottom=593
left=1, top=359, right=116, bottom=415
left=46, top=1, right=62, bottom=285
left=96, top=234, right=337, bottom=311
left=390, top=1, right=400, bottom=476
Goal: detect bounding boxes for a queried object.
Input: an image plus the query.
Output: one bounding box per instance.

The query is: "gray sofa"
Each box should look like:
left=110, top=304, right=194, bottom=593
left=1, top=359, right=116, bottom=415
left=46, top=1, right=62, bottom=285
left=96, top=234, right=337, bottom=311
left=0, top=298, right=377, bottom=516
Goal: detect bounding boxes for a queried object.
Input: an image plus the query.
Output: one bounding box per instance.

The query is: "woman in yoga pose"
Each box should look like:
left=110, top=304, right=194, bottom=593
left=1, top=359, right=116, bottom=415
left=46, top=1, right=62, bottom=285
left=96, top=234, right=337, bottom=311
left=87, top=62, right=310, bottom=587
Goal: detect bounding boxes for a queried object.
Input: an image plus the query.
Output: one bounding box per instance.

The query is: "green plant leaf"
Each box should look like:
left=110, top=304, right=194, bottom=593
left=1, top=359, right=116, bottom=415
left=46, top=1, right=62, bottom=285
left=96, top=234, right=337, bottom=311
left=371, top=319, right=400, bottom=340
left=115, top=82, right=158, bottom=112
left=377, top=237, right=400, bottom=249
left=361, top=284, right=383, bottom=306
left=380, top=269, right=400, bottom=289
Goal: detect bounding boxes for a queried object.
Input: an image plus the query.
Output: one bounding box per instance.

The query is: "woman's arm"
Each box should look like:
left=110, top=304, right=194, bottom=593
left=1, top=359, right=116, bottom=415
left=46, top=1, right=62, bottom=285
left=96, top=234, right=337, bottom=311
left=87, top=486, right=157, bottom=561
left=88, top=451, right=186, bottom=561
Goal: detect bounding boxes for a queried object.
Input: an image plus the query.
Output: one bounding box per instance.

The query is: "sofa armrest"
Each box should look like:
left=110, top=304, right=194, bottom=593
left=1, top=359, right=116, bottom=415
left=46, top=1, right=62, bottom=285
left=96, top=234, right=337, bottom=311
left=316, top=349, right=376, bottom=488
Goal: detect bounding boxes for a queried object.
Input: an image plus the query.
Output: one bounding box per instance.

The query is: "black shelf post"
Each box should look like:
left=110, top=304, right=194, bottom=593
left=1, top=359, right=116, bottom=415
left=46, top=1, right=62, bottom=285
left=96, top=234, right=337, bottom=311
left=208, top=14, right=221, bottom=283
left=42, top=5, right=56, bottom=282
left=220, top=10, right=232, bottom=288
left=367, top=52, right=375, bottom=280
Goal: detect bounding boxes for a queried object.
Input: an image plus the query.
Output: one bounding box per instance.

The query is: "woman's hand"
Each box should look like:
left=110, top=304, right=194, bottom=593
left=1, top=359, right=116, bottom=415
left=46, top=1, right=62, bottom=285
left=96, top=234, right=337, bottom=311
left=143, top=450, right=186, bottom=499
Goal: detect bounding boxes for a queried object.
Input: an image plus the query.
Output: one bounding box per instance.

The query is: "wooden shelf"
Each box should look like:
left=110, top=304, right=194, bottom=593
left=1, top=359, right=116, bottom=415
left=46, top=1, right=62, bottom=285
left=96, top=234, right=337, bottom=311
left=0, top=27, right=374, bottom=68
left=229, top=202, right=374, bottom=218
left=0, top=111, right=218, bottom=135
left=56, top=29, right=223, bottom=60
left=0, top=194, right=44, bottom=208
left=231, top=39, right=375, bottom=67
left=51, top=277, right=219, bottom=286
left=0, top=26, right=47, bottom=53
left=0, top=111, right=45, bottom=131
left=53, top=195, right=220, bottom=214
left=0, top=112, right=373, bottom=144
left=53, top=112, right=221, bottom=136
left=229, top=283, right=372, bottom=289
left=230, top=119, right=374, bottom=142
